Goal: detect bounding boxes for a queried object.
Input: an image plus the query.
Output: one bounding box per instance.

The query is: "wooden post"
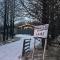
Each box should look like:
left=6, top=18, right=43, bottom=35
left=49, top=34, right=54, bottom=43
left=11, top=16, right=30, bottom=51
left=32, top=38, right=36, bottom=60
left=43, top=39, right=47, bottom=60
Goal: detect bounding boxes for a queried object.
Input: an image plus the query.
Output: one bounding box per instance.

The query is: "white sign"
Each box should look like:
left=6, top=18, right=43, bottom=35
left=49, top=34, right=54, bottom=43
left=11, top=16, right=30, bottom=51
left=34, top=24, right=49, bottom=38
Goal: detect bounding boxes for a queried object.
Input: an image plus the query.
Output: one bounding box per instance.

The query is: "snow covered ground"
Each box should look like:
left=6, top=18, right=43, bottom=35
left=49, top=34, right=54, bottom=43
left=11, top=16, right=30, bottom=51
left=0, top=39, right=23, bottom=60
left=0, top=34, right=42, bottom=60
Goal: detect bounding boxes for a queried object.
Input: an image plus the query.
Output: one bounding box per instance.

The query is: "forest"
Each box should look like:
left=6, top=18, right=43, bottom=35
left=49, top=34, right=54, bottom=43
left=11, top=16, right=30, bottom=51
left=0, top=0, right=60, bottom=44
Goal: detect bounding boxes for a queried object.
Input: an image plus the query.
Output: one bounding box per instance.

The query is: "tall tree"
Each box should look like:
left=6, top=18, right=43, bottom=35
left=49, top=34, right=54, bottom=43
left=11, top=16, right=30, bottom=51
left=9, top=0, right=15, bottom=38
left=3, top=0, right=8, bottom=41
left=19, top=0, right=43, bottom=23
left=3, top=0, right=15, bottom=41
left=42, top=0, right=49, bottom=24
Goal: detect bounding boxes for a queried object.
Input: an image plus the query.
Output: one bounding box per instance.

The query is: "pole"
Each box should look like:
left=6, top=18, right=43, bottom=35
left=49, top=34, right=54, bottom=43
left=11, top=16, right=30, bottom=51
left=32, top=38, right=36, bottom=60
left=43, top=39, right=47, bottom=60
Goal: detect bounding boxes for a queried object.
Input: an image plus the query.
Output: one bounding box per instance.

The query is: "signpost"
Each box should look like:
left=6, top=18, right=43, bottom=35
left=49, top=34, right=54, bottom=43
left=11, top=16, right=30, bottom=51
left=34, top=24, right=49, bottom=38
left=34, top=24, right=49, bottom=60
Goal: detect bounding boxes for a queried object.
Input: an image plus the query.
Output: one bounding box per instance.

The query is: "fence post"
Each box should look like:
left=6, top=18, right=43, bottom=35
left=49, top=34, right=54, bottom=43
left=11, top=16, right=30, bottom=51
left=43, top=39, right=47, bottom=60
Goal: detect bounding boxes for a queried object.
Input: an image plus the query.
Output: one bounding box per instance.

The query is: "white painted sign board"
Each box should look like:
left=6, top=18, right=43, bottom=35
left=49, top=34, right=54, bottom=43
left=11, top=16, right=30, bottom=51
left=34, top=24, right=49, bottom=38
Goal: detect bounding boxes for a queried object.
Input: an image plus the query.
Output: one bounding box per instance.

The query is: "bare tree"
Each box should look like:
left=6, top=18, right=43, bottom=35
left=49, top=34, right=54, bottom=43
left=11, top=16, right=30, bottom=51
left=3, top=0, right=15, bottom=42
left=19, top=0, right=43, bottom=23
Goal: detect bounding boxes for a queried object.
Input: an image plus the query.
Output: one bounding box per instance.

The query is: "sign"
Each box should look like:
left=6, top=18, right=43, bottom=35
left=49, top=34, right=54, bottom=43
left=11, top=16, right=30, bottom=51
left=34, top=24, right=49, bottom=38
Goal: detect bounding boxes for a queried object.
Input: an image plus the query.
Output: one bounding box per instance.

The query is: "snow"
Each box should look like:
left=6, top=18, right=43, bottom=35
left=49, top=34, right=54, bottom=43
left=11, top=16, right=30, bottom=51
left=0, top=39, right=23, bottom=60
left=0, top=34, right=42, bottom=60
left=14, top=34, right=35, bottom=49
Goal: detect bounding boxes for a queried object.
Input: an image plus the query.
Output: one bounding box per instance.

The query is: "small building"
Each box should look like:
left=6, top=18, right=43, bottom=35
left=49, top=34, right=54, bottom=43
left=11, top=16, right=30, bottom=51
left=17, top=24, right=34, bottom=35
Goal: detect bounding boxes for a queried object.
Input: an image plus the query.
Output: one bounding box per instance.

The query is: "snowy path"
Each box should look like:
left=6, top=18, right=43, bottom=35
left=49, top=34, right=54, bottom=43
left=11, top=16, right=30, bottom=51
left=0, top=34, right=41, bottom=60
left=0, top=39, right=24, bottom=60
left=0, top=35, right=34, bottom=60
